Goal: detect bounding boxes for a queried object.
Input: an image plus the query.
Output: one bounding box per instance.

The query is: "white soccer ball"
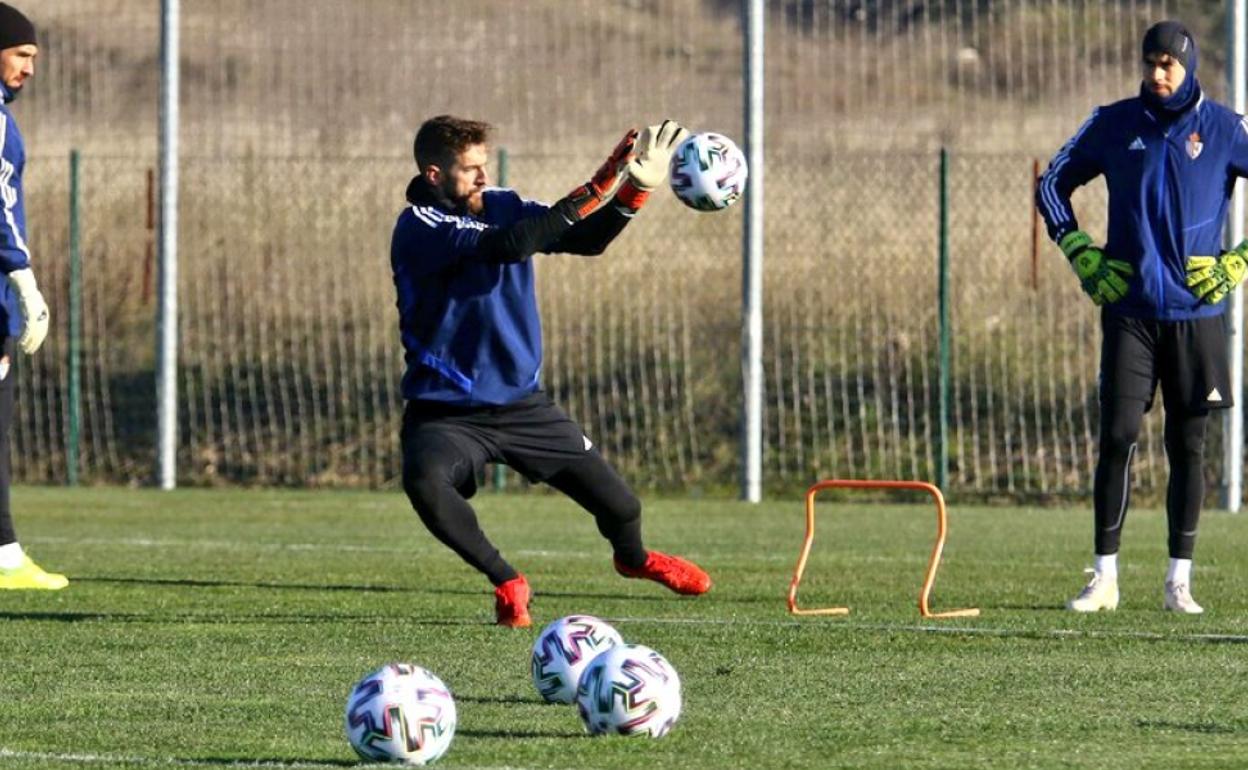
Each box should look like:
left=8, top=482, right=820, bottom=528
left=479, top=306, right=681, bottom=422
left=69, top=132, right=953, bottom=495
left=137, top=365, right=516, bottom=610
left=574, top=644, right=682, bottom=738
left=344, top=663, right=457, bottom=766
left=531, top=614, right=624, bottom=704
left=669, top=131, right=749, bottom=211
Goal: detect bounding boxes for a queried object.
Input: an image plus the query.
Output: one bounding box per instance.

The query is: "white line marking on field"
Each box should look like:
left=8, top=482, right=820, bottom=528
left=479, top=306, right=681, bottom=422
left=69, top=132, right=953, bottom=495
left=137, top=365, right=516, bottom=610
left=610, top=616, right=1248, bottom=643
left=25, top=536, right=421, bottom=554
left=0, top=748, right=543, bottom=770
left=20, top=536, right=1064, bottom=568
left=0, top=748, right=345, bottom=768
left=23, top=537, right=604, bottom=560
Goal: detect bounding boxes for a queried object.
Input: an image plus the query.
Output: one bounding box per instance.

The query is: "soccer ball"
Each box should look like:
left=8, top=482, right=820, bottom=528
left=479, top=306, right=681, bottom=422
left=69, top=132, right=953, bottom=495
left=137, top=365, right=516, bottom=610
left=344, top=663, right=456, bottom=766
left=669, top=131, right=749, bottom=212
left=574, top=644, right=682, bottom=738
left=531, top=614, right=624, bottom=704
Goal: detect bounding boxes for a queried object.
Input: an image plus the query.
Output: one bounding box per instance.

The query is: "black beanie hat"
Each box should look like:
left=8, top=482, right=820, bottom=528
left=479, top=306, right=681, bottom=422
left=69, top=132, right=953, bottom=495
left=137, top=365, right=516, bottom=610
left=1143, top=20, right=1196, bottom=72
left=0, top=3, right=35, bottom=51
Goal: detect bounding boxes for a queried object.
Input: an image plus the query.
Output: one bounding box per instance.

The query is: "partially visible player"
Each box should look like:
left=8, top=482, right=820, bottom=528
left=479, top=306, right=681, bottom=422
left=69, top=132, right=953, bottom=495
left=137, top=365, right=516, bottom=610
left=0, top=3, right=64, bottom=591
left=1037, top=20, right=1248, bottom=613
left=390, top=116, right=710, bottom=627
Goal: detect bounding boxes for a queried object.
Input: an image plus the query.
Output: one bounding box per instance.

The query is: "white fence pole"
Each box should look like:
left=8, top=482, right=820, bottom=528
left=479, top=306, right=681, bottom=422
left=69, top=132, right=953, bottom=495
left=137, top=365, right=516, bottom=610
left=1225, top=0, right=1246, bottom=512
left=742, top=0, right=765, bottom=503
left=157, top=0, right=180, bottom=490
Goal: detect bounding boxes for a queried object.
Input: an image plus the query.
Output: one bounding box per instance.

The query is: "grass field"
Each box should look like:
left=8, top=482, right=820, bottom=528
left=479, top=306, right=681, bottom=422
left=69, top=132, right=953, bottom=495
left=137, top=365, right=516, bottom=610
left=1, top=486, right=1247, bottom=769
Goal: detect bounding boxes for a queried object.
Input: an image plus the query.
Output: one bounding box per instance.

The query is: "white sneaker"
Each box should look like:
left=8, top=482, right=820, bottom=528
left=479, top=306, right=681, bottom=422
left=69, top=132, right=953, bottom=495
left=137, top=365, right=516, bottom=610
left=1163, top=581, right=1204, bottom=614
left=1067, top=569, right=1119, bottom=612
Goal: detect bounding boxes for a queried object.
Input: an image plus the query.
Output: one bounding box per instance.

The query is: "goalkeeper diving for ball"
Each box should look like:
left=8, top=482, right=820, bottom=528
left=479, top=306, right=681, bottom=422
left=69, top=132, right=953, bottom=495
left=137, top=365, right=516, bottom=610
left=1036, top=20, right=1248, bottom=614
left=389, top=115, right=710, bottom=627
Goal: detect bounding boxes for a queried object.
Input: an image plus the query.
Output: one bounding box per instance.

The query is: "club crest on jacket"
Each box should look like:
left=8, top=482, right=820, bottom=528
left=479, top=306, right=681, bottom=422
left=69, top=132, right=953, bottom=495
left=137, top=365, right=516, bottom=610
left=1187, top=132, right=1203, bottom=160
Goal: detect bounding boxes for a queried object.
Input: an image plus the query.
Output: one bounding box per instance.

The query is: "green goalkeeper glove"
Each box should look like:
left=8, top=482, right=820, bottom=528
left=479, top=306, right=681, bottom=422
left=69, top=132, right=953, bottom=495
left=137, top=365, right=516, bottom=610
left=1060, top=230, right=1133, bottom=305
left=615, top=120, right=690, bottom=211
left=1185, top=240, right=1248, bottom=305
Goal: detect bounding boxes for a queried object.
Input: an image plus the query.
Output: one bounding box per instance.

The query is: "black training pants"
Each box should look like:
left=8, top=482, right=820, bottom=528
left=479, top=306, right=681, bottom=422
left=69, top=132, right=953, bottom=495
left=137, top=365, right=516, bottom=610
left=1094, top=398, right=1207, bottom=558
left=1093, top=312, right=1227, bottom=559
left=400, top=393, right=646, bottom=586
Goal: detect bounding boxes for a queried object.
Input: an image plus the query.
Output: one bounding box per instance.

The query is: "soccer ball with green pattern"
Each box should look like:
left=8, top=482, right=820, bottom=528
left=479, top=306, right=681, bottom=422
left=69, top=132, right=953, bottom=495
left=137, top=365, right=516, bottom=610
left=669, top=132, right=749, bottom=212
left=345, top=663, right=456, bottom=765
left=574, top=644, right=682, bottom=738
left=531, top=614, right=624, bottom=704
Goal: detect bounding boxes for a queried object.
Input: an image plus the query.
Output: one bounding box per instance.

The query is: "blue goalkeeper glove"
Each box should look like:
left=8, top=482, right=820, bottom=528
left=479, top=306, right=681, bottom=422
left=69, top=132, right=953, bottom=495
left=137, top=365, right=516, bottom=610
left=1060, top=230, right=1133, bottom=305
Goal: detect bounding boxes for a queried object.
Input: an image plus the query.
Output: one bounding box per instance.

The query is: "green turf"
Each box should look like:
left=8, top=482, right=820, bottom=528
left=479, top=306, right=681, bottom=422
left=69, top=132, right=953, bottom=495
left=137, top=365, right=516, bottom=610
left=1, top=486, right=1247, bottom=769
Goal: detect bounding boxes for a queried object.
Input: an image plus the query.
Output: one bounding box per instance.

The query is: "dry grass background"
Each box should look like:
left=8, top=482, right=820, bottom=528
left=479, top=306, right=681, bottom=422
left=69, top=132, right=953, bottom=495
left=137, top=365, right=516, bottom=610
left=7, top=0, right=1226, bottom=496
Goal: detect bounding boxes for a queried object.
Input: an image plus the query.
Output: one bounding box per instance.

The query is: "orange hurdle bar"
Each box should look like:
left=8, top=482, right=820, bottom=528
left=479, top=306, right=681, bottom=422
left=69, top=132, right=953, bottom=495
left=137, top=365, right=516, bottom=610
left=787, top=479, right=980, bottom=619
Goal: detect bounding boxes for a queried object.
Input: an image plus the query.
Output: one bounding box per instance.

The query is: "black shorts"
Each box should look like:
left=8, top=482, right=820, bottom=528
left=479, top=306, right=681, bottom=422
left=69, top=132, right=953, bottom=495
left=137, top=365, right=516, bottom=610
left=400, top=391, right=595, bottom=498
left=1099, top=309, right=1232, bottom=413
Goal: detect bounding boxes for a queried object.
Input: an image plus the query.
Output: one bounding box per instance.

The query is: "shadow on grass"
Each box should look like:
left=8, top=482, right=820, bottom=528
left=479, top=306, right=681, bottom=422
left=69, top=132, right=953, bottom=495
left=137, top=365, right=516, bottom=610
left=0, top=611, right=138, bottom=623
left=74, top=576, right=737, bottom=604
left=0, top=610, right=490, bottom=626
left=75, top=576, right=415, bottom=593
left=1135, top=719, right=1240, bottom=734
left=457, top=728, right=583, bottom=739
left=537, top=588, right=774, bottom=604
left=179, top=758, right=358, bottom=768
left=528, top=589, right=685, bottom=603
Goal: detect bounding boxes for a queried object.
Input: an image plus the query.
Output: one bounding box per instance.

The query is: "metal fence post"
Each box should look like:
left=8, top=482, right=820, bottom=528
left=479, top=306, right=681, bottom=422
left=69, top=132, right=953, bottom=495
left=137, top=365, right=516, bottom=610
left=67, top=149, right=81, bottom=486
left=937, top=148, right=950, bottom=491
left=493, top=146, right=509, bottom=492
left=741, top=0, right=765, bottom=502
left=157, top=0, right=180, bottom=489
left=1224, top=0, right=1245, bottom=512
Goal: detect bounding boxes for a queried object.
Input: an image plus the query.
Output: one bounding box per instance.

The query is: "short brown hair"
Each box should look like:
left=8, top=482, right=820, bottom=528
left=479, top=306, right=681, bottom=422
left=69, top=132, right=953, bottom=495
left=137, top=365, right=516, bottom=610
left=414, top=115, right=493, bottom=172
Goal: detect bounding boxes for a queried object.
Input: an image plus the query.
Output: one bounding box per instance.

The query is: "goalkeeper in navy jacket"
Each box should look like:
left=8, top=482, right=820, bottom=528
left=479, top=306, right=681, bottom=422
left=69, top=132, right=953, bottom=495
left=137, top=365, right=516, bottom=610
left=1036, top=21, right=1248, bottom=614
left=390, top=115, right=710, bottom=627
left=0, top=4, right=62, bottom=592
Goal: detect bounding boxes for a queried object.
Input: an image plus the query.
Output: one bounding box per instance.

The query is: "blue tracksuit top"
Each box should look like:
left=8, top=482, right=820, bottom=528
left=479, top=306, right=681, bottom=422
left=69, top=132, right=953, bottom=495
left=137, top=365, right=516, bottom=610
left=391, top=187, right=552, bottom=406
left=1037, top=93, right=1248, bottom=321
left=0, top=84, right=31, bottom=336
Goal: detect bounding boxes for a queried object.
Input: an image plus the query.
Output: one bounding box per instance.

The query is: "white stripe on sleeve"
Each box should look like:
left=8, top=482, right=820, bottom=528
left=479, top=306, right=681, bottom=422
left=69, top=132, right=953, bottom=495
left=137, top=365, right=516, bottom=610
left=1039, top=109, right=1098, bottom=232
left=0, top=112, right=29, bottom=261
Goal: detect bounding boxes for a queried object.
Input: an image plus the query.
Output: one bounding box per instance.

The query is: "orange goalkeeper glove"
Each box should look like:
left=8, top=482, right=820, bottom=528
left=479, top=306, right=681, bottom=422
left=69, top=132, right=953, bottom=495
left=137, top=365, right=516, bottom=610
left=560, top=128, right=638, bottom=221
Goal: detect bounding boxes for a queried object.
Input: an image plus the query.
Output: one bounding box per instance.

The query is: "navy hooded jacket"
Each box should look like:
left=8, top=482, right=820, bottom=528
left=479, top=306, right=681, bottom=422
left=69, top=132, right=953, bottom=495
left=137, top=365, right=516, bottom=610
left=1037, top=86, right=1248, bottom=321
left=0, top=82, right=31, bottom=337
left=390, top=176, right=631, bottom=406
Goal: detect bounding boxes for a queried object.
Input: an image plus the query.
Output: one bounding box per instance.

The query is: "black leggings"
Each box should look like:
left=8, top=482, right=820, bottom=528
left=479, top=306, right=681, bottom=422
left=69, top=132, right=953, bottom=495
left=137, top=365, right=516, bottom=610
left=1094, top=397, right=1208, bottom=559
left=0, top=340, right=14, bottom=546
left=402, top=448, right=645, bottom=587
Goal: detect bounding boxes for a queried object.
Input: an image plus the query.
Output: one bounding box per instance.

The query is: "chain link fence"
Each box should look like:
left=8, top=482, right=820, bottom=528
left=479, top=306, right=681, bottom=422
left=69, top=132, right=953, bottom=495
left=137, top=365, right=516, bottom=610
left=11, top=0, right=1225, bottom=497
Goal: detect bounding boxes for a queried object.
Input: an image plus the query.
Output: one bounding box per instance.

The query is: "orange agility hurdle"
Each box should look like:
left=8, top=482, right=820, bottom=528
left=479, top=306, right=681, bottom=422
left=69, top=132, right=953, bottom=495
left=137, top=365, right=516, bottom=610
left=787, top=479, right=980, bottom=619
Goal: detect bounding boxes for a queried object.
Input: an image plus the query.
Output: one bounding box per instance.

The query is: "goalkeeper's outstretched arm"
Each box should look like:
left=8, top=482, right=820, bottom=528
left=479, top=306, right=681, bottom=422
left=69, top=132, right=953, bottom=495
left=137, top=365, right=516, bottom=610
left=543, top=120, right=690, bottom=257
left=478, top=128, right=640, bottom=262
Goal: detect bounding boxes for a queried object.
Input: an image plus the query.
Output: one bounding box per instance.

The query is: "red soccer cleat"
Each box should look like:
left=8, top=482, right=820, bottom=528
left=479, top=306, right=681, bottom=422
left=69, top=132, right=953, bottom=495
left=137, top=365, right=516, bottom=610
left=494, top=574, right=532, bottom=628
left=614, top=551, right=711, bottom=595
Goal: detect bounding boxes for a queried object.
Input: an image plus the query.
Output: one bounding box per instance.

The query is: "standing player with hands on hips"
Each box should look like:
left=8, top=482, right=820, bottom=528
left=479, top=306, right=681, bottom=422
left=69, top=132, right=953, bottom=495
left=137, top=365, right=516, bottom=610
left=390, top=116, right=710, bottom=627
left=0, top=3, right=64, bottom=591
left=1037, top=21, right=1248, bottom=614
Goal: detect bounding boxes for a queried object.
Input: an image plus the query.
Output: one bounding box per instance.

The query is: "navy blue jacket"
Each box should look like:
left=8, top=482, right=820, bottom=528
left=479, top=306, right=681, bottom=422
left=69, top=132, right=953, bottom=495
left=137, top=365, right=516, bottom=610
left=391, top=178, right=631, bottom=406
left=0, top=84, right=31, bottom=336
left=1037, top=93, right=1248, bottom=321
